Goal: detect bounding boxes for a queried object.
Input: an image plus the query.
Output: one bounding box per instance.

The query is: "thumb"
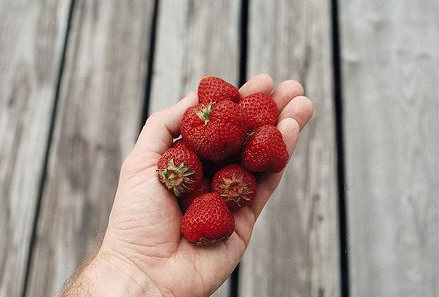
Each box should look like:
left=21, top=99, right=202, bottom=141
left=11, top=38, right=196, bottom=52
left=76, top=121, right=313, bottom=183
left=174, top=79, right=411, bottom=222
left=122, top=93, right=198, bottom=173
left=133, top=92, right=198, bottom=155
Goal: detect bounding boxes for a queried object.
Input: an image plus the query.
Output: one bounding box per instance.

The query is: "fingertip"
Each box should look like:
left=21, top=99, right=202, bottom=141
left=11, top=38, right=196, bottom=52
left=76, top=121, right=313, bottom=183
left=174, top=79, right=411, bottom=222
left=134, top=91, right=199, bottom=156
left=282, top=80, right=304, bottom=96
left=272, top=80, right=305, bottom=112
left=279, top=96, right=314, bottom=130
left=239, top=73, right=274, bottom=97
left=183, top=91, right=194, bottom=99
left=297, top=96, right=314, bottom=128
left=304, top=96, right=314, bottom=115
left=277, top=118, right=300, bottom=157
left=180, top=91, right=198, bottom=105
left=254, top=73, right=274, bottom=89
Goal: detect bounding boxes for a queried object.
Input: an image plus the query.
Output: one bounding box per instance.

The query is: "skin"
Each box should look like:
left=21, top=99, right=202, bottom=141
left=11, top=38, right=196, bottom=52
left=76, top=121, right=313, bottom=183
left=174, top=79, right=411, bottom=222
left=60, top=74, right=314, bottom=297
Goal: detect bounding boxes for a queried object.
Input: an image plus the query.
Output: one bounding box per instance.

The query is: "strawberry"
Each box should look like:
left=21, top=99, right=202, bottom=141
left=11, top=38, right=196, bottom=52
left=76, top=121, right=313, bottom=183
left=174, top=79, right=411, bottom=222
left=239, top=92, right=278, bottom=130
left=156, top=147, right=203, bottom=197
left=242, top=125, right=289, bottom=172
left=179, top=178, right=210, bottom=213
left=198, top=76, right=240, bottom=105
left=212, top=164, right=257, bottom=210
left=180, top=100, right=248, bottom=161
left=181, top=193, right=235, bottom=246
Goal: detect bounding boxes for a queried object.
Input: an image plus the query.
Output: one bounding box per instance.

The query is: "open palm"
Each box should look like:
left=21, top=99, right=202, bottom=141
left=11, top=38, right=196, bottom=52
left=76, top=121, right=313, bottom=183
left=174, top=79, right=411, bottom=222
left=97, top=74, right=313, bottom=297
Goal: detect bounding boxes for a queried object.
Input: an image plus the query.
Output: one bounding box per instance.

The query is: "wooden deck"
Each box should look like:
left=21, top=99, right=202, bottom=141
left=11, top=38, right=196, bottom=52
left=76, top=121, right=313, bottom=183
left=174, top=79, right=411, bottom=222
left=0, top=0, right=437, bottom=296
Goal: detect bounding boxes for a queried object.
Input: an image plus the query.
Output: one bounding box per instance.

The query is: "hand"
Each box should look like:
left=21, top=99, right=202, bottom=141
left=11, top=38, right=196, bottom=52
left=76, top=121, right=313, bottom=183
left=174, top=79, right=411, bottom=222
left=62, top=74, right=313, bottom=297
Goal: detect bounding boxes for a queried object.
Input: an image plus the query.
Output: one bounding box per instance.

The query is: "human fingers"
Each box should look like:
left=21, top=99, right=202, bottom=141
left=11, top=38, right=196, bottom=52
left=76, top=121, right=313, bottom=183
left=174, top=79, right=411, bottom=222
left=121, top=93, right=198, bottom=174
left=228, top=117, right=300, bottom=248
left=133, top=93, right=197, bottom=155
left=278, top=95, right=314, bottom=130
left=271, top=80, right=305, bottom=113
left=239, top=73, right=274, bottom=97
left=249, top=118, right=300, bottom=219
left=249, top=94, right=313, bottom=213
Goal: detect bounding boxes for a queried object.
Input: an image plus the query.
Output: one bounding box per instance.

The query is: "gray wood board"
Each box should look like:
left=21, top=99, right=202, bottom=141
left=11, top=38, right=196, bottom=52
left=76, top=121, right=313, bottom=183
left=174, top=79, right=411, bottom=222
left=149, top=0, right=240, bottom=113
left=25, top=0, right=155, bottom=295
left=239, top=0, right=340, bottom=296
left=150, top=1, right=241, bottom=295
left=341, top=0, right=439, bottom=296
left=0, top=0, right=71, bottom=296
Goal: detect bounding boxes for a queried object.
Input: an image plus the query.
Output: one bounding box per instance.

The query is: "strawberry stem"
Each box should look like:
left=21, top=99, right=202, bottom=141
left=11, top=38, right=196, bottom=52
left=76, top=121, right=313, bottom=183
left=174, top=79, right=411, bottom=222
left=196, top=102, right=215, bottom=125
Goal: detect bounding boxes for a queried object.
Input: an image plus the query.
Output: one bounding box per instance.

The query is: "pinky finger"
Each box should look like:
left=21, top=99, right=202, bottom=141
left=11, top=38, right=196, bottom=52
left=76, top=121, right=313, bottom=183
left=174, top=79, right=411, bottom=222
left=249, top=117, right=300, bottom=219
left=278, top=95, right=314, bottom=130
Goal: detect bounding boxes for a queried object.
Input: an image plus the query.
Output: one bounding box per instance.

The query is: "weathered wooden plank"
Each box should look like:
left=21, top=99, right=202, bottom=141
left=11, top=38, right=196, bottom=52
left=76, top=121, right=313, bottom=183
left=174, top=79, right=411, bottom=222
left=239, top=0, right=340, bottom=296
left=150, top=1, right=241, bottom=295
left=0, top=0, right=71, bottom=296
left=149, top=0, right=240, bottom=113
left=25, top=1, right=155, bottom=296
left=341, top=0, right=439, bottom=296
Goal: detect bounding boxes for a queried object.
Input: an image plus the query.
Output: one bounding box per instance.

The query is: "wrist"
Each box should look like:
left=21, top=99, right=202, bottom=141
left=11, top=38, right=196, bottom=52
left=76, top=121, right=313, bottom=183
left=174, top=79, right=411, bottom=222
left=81, top=249, right=163, bottom=297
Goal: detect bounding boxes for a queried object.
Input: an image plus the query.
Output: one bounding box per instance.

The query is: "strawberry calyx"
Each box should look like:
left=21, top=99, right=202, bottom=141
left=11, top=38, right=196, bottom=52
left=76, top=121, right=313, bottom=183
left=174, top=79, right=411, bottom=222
left=195, top=103, right=215, bottom=125
left=156, top=158, right=194, bottom=197
left=218, top=172, right=253, bottom=207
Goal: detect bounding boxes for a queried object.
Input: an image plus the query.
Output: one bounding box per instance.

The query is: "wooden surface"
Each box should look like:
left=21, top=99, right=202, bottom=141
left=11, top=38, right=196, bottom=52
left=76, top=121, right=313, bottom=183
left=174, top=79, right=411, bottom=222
left=1, top=0, right=439, bottom=296
left=0, top=0, right=71, bottom=296
left=150, top=1, right=241, bottom=295
left=341, top=0, right=439, bottom=296
left=24, top=0, right=155, bottom=295
left=149, top=0, right=240, bottom=113
left=239, top=0, right=340, bottom=296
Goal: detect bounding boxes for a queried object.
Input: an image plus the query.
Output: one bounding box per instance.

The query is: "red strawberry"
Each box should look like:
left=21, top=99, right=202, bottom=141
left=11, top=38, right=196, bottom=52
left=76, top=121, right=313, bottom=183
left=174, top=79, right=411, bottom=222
left=180, top=100, right=248, bottom=161
left=181, top=193, right=235, bottom=246
left=242, top=125, right=289, bottom=172
left=239, top=93, right=278, bottom=130
left=157, top=147, right=203, bottom=197
left=212, top=164, right=257, bottom=210
left=198, top=76, right=240, bottom=105
left=179, top=178, right=210, bottom=213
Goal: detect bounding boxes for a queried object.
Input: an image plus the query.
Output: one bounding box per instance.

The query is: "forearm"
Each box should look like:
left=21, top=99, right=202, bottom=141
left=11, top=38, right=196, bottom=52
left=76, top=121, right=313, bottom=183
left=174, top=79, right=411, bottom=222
left=60, top=251, right=163, bottom=297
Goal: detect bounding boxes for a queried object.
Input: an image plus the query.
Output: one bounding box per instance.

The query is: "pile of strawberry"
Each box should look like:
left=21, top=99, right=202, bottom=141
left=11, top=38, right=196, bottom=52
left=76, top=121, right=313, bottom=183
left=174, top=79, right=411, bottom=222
left=157, top=76, right=288, bottom=247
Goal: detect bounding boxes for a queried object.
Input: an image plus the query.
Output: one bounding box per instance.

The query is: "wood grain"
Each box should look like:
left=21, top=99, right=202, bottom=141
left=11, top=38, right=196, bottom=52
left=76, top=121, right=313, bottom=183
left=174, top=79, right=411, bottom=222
left=150, top=1, right=240, bottom=295
left=239, top=0, right=341, bottom=296
left=24, top=0, right=154, bottom=295
left=341, top=0, right=439, bottom=296
left=149, top=0, right=240, bottom=113
left=0, top=0, right=71, bottom=296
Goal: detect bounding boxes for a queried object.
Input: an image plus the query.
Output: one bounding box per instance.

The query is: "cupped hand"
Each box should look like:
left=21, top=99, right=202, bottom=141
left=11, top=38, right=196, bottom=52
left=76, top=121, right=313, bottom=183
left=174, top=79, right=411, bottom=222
left=89, top=74, right=313, bottom=297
